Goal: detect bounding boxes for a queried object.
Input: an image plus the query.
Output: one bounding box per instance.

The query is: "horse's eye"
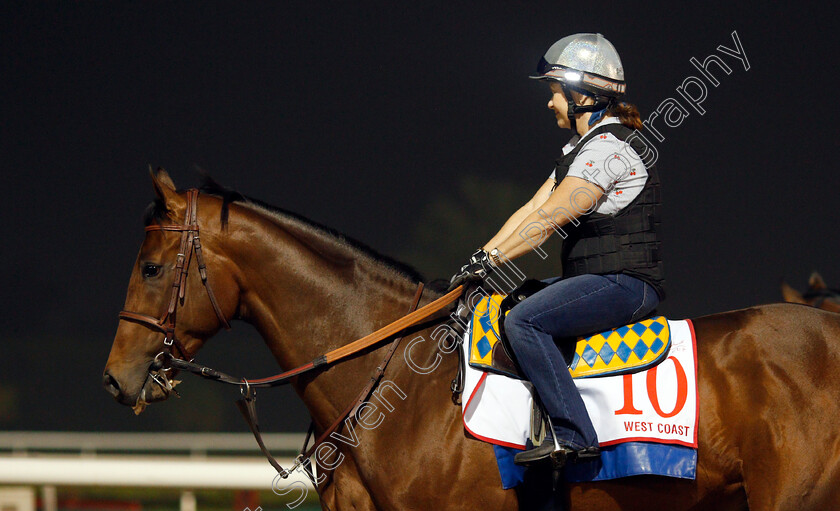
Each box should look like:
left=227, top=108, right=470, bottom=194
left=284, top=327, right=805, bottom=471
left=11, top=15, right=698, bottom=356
left=142, top=263, right=161, bottom=278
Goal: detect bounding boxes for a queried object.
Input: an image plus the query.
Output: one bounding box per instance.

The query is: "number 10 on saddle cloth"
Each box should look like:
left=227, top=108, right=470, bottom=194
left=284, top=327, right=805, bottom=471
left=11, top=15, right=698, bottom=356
left=462, top=292, right=699, bottom=483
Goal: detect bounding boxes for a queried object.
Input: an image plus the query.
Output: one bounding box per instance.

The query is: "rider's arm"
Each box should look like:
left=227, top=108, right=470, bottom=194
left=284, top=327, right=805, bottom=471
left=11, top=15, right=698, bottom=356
left=483, top=178, right=556, bottom=251
left=488, top=176, right=604, bottom=262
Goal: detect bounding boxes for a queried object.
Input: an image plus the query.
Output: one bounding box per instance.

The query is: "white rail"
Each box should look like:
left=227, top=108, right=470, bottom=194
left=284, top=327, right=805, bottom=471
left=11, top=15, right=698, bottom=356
left=0, top=454, right=310, bottom=489
left=0, top=432, right=316, bottom=511
left=0, top=431, right=305, bottom=454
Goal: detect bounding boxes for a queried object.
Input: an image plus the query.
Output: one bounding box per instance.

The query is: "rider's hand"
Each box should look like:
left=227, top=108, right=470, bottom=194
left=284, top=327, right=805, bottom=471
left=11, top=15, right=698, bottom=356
left=447, top=249, right=493, bottom=292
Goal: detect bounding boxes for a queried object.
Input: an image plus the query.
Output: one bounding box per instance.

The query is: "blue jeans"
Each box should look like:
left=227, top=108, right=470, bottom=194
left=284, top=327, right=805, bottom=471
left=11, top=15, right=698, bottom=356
left=504, top=273, right=660, bottom=449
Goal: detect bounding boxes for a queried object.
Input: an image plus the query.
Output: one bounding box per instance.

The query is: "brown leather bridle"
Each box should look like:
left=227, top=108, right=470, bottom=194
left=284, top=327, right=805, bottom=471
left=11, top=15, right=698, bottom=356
left=118, top=189, right=231, bottom=362
left=115, top=187, right=466, bottom=484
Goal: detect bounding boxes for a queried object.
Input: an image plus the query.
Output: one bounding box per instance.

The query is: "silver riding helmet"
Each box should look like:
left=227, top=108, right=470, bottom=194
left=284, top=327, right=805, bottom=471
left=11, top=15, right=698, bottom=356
left=531, top=33, right=626, bottom=135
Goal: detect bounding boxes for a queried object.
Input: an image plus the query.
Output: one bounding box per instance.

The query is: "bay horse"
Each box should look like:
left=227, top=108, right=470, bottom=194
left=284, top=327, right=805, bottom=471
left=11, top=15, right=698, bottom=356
left=782, top=272, right=840, bottom=313
left=104, top=169, right=840, bottom=510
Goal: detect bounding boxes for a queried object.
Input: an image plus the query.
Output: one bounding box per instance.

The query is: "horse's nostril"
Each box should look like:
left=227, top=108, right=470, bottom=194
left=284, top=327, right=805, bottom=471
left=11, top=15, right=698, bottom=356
left=102, top=371, right=122, bottom=399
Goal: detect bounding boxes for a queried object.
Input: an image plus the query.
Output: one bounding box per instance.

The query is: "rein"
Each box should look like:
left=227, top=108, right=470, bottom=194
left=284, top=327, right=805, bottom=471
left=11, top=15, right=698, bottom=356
left=117, top=188, right=465, bottom=484
left=167, top=283, right=463, bottom=387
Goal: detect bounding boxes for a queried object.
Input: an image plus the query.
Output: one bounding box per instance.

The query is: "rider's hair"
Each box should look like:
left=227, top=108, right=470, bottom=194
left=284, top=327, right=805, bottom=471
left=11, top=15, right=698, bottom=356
left=605, top=101, right=643, bottom=131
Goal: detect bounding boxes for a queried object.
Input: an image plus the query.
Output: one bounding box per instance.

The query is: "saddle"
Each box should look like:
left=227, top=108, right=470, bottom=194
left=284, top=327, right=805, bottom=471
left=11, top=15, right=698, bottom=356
left=468, top=279, right=672, bottom=448
left=468, top=280, right=671, bottom=381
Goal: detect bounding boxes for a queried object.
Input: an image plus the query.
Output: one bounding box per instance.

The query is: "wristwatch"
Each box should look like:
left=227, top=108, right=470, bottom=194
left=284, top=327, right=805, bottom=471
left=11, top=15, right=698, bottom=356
left=489, top=248, right=502, bottom=267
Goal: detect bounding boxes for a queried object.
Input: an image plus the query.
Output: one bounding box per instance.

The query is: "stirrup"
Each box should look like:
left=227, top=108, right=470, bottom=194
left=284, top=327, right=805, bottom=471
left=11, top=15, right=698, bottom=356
left=573, top=446, right=601, bottom=462
left=513, top=442, right=600, bottom=468
left=513, top=443, right=569, bottom=468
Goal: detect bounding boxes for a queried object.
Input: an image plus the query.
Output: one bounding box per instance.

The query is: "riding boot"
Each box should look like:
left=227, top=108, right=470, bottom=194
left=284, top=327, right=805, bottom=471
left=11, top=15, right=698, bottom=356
left=514, top=425, right=600, bottom=468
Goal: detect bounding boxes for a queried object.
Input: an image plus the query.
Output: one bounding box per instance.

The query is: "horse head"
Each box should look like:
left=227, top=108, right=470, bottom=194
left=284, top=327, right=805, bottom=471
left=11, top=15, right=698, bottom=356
left=103, top=168, right=239, bottom=413
left=781, top=272, right=840, bottom=313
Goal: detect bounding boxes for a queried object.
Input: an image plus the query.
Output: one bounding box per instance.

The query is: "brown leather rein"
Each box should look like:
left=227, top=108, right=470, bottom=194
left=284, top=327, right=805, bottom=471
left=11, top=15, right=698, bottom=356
left=117, top=188, right=464, bottom=480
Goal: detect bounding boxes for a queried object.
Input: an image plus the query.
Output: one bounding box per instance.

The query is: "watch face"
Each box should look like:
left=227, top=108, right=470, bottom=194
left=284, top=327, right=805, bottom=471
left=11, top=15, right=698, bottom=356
left=489, top=249, right=500, bottom=266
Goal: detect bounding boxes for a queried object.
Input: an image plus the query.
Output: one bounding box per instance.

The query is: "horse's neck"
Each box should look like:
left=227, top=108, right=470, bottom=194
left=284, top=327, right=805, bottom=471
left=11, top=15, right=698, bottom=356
left=218, top=202, right=428, bottom=417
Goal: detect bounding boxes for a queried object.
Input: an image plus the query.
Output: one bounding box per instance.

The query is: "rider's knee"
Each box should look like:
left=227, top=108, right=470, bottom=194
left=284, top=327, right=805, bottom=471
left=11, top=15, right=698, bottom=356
left=503, top=304, right=532, bottom=340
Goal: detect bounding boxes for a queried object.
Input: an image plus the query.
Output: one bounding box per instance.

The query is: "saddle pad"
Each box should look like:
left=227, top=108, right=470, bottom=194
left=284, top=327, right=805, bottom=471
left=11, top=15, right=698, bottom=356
left=462, top=318, right=699, bottom=485
left=468, top=293, right=671, bottom=378
left=469, top=293, right=505, bottom=367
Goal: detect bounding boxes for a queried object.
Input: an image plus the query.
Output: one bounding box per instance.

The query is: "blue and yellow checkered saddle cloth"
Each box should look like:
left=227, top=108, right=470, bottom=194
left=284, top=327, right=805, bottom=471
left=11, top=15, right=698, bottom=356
left=469, top=293, right=671, bottom=378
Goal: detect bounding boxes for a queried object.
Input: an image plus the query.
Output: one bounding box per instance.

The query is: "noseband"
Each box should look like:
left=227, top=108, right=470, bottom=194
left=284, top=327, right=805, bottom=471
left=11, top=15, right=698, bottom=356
left=118, top=188, right=231, bottom=362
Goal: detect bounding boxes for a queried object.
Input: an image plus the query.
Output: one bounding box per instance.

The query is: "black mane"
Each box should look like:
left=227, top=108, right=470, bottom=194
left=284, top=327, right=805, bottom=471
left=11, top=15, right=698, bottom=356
left=194, top=175, right=425, bottom=283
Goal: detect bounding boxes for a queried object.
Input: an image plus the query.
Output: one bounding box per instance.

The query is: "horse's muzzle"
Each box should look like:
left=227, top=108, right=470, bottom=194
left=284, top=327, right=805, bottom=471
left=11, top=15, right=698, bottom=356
left=102, top=370, right=124, bottom=401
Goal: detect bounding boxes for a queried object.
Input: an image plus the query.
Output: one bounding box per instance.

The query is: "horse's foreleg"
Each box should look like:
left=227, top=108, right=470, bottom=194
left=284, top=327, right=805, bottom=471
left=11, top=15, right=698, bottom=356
left=442, top=435, right=521, bottom=510
left=318, top=456, right=378, bottom=511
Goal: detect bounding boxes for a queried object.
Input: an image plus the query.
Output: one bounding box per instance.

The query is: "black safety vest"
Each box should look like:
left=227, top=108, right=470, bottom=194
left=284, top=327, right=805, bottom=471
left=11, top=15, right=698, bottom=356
left=554, top=123, right=665, bottom=300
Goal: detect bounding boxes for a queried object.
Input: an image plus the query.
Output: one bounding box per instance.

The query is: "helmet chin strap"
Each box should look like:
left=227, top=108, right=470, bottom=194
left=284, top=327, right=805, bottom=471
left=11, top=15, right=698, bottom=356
left=559, top=83, right=613, bottom=137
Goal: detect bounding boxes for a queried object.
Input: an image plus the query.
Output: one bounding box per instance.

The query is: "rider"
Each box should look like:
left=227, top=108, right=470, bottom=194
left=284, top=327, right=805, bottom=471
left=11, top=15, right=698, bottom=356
left=449, top=33, right=665, bottom=467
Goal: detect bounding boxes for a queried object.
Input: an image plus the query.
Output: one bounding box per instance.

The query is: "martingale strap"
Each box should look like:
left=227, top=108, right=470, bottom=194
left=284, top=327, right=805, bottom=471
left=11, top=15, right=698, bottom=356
left=237, top=283, right=426, bottom=481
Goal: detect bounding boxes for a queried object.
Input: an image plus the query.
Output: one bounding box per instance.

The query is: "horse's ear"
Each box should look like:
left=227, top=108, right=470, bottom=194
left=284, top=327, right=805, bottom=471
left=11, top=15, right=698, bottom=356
left=149, top=166, right=184, bottom=214
left=781, top=282, right=807, bottom=304
left=809, top=272, right=827, bottom=290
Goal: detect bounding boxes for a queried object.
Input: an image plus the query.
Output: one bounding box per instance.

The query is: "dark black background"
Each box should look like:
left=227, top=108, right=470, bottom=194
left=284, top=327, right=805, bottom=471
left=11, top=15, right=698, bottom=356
left=1, top=1, right=837, bottom=432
